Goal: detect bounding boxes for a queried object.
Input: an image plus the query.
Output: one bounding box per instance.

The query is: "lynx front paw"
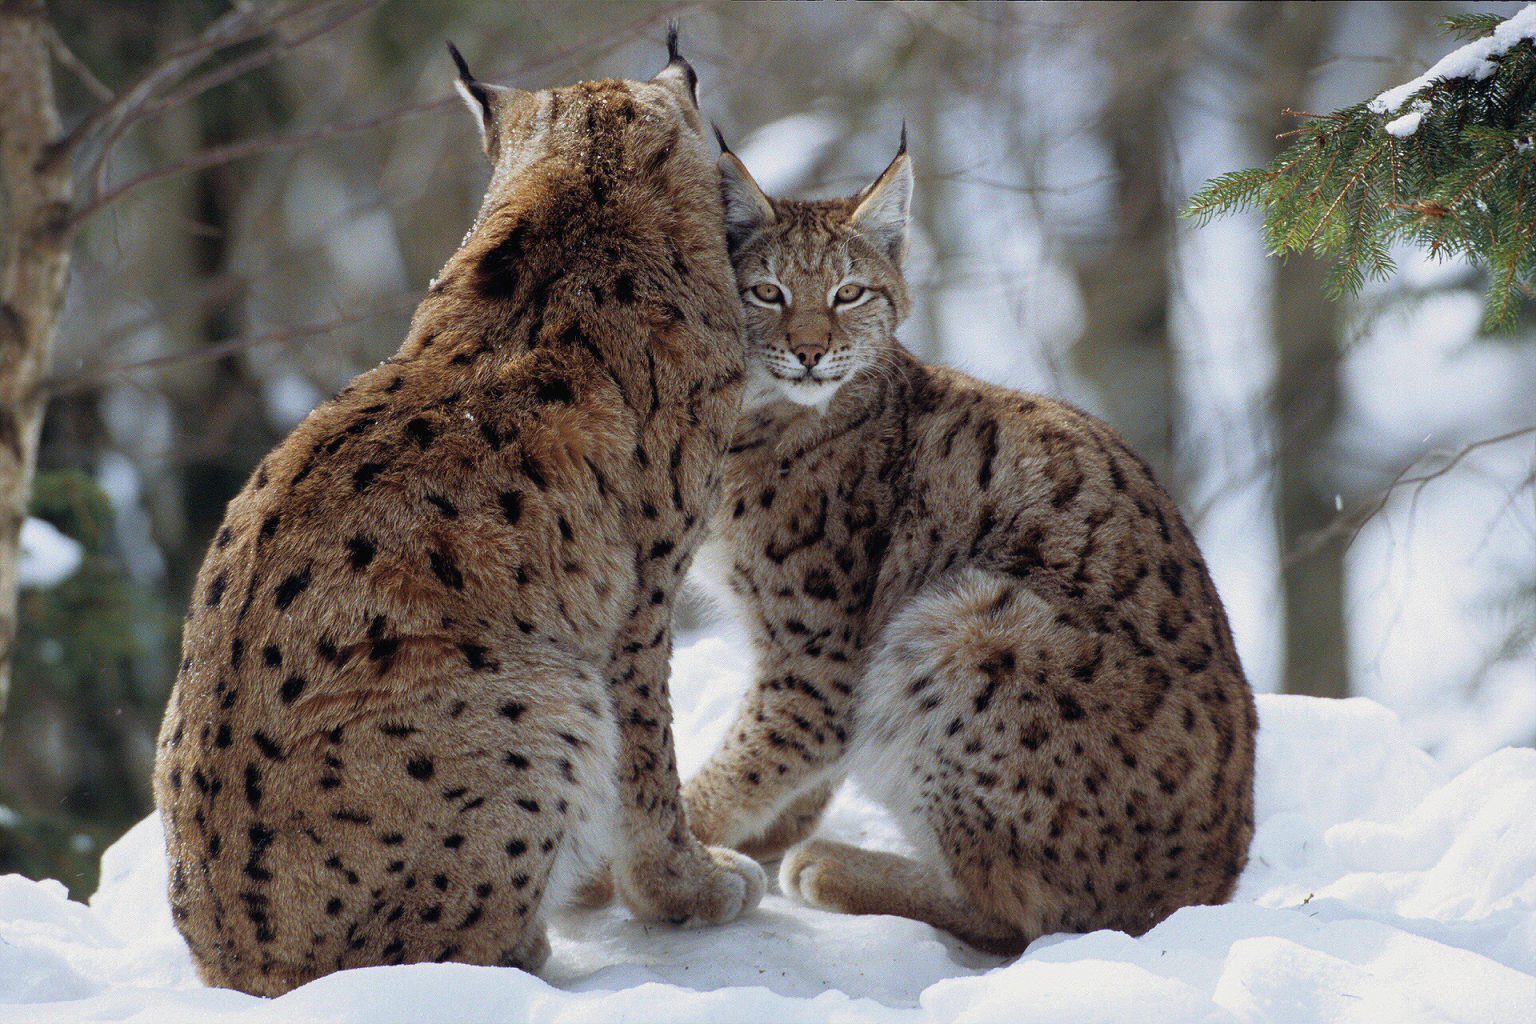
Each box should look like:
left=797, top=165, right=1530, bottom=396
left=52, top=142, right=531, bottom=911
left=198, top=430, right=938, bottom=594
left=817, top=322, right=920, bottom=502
left=620, top=844, right=766, bottom=927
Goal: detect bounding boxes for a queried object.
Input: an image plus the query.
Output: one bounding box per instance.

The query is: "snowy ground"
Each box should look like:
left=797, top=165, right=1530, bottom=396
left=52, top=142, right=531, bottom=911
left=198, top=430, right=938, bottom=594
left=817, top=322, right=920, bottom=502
left=2, top=631, right=1534, bottom=1023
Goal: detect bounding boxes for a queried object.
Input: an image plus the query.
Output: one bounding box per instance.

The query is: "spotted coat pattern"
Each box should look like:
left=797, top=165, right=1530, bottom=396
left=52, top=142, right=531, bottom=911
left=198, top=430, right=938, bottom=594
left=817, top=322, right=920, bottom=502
left=685, top=192, right=1257, bottom=955
left=152, top=66, right=761, bottom=997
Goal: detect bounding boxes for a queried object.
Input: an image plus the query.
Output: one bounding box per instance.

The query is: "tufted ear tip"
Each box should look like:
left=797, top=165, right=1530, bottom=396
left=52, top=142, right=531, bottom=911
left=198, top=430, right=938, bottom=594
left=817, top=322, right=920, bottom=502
left=851, top=133, right=914, bottom=264
left=446, top=41, right=473, bottom=84
left=718, top=148, right=775, bottom=253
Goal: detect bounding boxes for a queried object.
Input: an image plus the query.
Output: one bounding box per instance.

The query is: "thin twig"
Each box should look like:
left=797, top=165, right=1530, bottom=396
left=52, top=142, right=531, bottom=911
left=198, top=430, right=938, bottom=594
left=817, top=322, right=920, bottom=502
left=41, top=294, right=420, bottom=398
left=88, top=0, right=384, bottom=198
left=44, top=23, right=112, bottom=102
left=66, top=1, right=695, bottom=233
left=67, top=99, right=450, bottom=234
left=48, top=0, right=327, bottom=170
left=1284, top=424, right=1536, bottom=567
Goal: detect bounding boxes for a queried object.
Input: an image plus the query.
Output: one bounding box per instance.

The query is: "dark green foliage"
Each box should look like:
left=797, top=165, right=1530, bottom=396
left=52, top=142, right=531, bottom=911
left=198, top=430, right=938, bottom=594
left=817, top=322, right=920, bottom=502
left=0, top=471, right=179, bottom=898
left=1186, top=13, right=1536, bottom=331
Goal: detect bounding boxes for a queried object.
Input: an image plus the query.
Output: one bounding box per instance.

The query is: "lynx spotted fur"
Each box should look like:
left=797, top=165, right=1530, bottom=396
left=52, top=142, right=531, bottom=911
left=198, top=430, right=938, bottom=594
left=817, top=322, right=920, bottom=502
left=683, top=135, right=1257, bottom=954
left=152, top=39, right=762, bottom=997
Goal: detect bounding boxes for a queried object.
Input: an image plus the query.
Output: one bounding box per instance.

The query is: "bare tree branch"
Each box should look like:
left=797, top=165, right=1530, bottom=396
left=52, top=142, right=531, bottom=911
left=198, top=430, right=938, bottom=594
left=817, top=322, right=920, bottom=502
left=87, top=0, right=383, bottom=198
left=46, top=0, right=332, bottom=171
left=1283, top=424, right=1536, bottom=567
left=66, top=99, right=447, bottom=234
left=64, top=1, right=697, bottom=234
left=41, top=294, right=421, bottom=399
left=44, top=22, right=111, bottom=102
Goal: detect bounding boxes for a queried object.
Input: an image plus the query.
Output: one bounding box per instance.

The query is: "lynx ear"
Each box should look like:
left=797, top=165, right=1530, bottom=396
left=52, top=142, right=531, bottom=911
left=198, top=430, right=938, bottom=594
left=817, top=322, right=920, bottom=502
left=447, top=41, right=523, bottom=160
left=714, top=126, right=775, bottom=253
left=851, top=126, right=913, bottom=264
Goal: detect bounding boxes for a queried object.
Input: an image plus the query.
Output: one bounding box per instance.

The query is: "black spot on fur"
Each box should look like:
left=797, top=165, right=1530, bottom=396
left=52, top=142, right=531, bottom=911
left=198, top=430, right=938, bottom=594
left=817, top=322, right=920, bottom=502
left=406, top=757, right=435, bottom=781
left=405, top=418, right=437, bottom=449
left=279, top=675, right=307, bottom=703
left=273, top=567, right=312, bottom=609
left=429, top=550, right=465, bottom=590
left=206, top=573, right=227, bottom=608
left=498, top=491, right=523, bottom=525
left=347, top=536, right=375, bottom=570
left=477, top=222, right=527, bottom=300
left=263, top=644, right=282, bottom=668
left=461, top=643, right=497, bottom=671
left=427, top=493, right=459, bottom=519
left=353, top=462, right=386, bottom=492
left=536, top=378, right=573, bottom=404
left=252, top=731, right=285, bottom=760
left=244, top=763, right=263, bottom=807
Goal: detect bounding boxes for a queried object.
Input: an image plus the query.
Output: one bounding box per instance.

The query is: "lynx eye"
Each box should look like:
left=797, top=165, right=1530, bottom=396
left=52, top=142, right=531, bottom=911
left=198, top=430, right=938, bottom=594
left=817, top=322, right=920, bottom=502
left=749, top=282, right=784, bottom=304
left=833, top=283, right=867, bottom=305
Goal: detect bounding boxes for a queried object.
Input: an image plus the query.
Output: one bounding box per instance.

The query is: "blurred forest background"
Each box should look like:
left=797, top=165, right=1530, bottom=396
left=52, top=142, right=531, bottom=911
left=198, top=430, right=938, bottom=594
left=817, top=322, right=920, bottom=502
left=2, top=0, right=1532, bottom=897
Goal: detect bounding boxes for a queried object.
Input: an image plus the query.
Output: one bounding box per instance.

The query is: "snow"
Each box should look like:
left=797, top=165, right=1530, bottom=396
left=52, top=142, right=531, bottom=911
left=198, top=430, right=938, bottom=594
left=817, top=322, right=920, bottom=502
left=1370, top=5, right=1536, bottom=115
left=16, top=518, right=83, bottom=590
left=2, top=633, right=1534, bottom=1023
left=1383, top=108, right=1424, bottom=137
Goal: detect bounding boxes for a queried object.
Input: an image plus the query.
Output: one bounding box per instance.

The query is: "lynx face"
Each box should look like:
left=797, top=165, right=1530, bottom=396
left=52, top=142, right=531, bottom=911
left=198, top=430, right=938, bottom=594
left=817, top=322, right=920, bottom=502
left=718, top=135, right=914, bottom=411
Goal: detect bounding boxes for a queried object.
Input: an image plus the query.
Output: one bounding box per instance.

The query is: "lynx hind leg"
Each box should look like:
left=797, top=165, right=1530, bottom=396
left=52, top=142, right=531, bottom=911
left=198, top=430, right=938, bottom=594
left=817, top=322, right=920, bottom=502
left=329, top=659, right=614, bottom=976
left=781, top=840, right=1027, bottom=957
left=838, top=569, right=1079, bottom=951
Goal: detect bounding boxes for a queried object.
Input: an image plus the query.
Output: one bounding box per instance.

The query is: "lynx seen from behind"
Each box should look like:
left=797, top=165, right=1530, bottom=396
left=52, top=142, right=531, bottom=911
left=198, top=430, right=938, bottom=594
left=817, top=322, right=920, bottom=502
left=684, top=133, right=1257, bottom=954
left=153, top=37, right=762, bottom=997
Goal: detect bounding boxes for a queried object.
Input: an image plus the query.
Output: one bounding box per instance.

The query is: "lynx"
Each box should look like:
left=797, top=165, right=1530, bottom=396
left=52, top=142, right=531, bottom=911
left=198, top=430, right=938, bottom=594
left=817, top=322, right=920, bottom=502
left=152, top=36, right=763, bottom=997
left=683, top=133, right=1257, bottom=954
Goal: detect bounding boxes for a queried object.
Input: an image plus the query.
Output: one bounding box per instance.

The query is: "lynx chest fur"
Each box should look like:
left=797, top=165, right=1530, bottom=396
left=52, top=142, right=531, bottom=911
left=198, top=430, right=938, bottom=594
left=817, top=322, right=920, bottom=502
left=685, top=136, right=1257, bottom=954
left=153, top=42, right=763, bottom=998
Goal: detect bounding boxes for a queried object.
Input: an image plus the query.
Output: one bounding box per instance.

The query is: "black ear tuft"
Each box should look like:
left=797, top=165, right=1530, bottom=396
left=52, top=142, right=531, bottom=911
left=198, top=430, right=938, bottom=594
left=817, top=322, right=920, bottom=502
left=446, top=41, right=474, bottom=85
left=899, top=120, right=908, bottom=157
left=712, top=123, right=732, bottom=156
left=667, top=21, right=682, bottom=63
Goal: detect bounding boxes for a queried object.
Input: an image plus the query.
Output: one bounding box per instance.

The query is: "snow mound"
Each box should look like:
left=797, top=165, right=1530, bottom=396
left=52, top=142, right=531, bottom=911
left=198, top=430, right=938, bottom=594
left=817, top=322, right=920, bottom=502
left=3, top=634, right=1534, bottom=1023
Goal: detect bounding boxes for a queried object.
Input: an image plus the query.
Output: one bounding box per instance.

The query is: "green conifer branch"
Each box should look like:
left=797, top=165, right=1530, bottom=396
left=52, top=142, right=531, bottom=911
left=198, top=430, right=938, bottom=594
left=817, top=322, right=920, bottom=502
left=1185, top=11, right=1536, bottom=331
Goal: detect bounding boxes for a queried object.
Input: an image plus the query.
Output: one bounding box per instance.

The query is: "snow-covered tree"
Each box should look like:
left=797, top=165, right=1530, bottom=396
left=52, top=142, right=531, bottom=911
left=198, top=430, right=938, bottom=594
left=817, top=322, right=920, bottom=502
left=1187, top=8, right=1536, bottom=330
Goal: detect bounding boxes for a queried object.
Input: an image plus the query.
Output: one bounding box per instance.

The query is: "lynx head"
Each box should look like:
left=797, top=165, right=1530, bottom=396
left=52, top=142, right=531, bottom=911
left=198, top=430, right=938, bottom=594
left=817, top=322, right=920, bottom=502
left=447, top=27, right=706, bottom=198
left=716, top=130, right=913, bottom=411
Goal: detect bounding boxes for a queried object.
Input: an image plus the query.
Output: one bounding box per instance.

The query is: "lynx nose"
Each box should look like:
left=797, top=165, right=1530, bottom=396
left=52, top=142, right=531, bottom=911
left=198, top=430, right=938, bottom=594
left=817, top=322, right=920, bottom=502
left=790, top=339, right=827, bottom=369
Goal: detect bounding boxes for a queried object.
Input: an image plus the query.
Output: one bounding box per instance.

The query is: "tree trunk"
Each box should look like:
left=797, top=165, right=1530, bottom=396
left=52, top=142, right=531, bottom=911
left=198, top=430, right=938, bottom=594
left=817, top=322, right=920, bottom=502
left=1070, top=8, right=1184, bottom=496
left=1246, top=4, right=1349, bottom=698
left=0, top=0, right=71, bottom=733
